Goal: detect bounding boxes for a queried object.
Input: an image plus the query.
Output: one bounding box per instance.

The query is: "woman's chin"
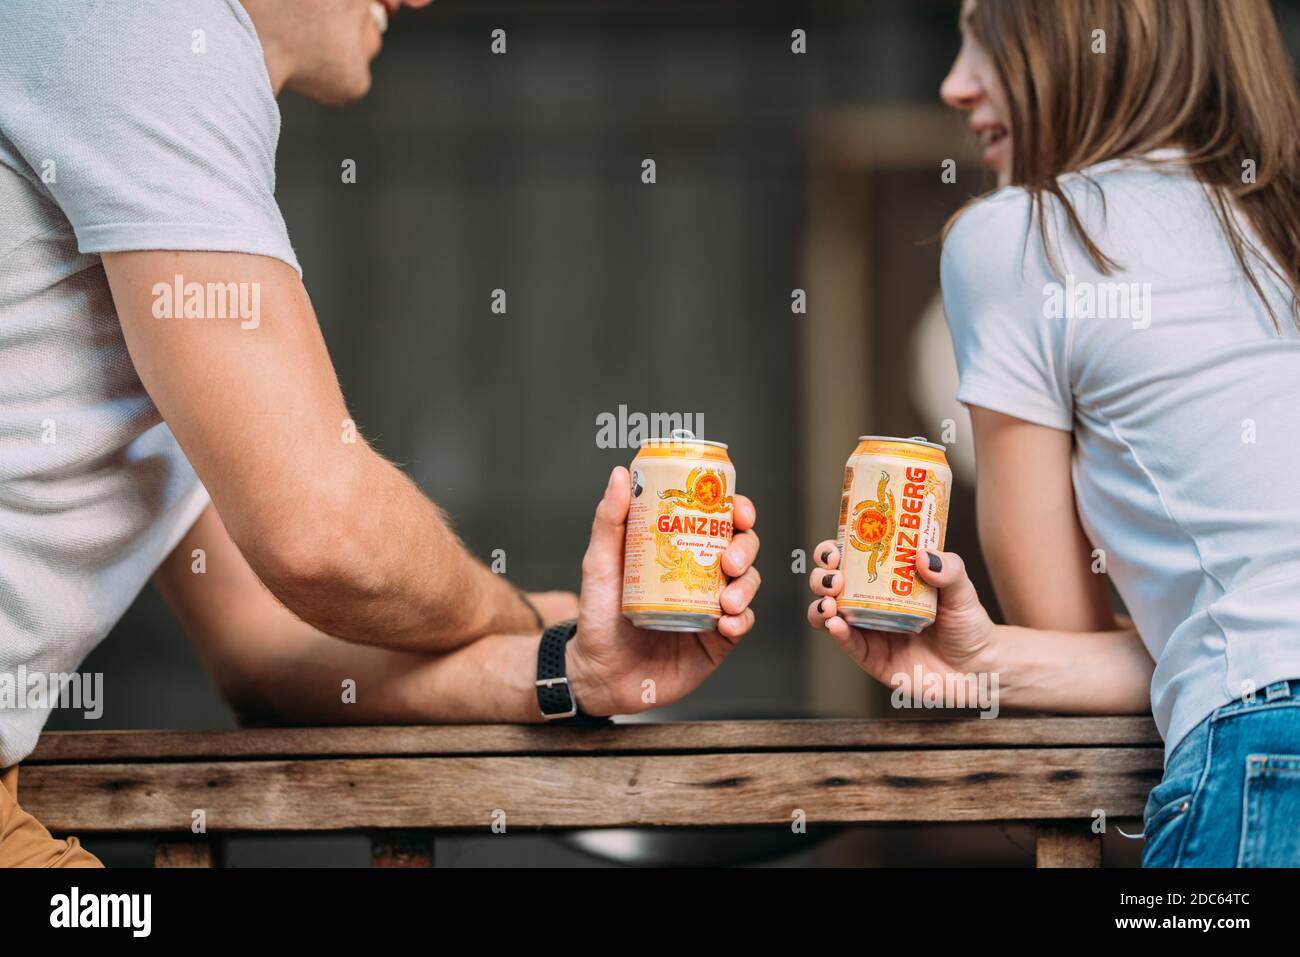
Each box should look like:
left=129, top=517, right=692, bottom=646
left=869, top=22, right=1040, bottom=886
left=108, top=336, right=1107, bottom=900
left=982, top=138, right=1011, bottom=185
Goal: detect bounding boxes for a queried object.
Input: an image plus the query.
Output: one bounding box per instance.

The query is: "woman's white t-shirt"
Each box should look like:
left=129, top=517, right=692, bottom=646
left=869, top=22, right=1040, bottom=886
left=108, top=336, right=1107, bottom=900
left=941, top=150, right=1300, bottom=759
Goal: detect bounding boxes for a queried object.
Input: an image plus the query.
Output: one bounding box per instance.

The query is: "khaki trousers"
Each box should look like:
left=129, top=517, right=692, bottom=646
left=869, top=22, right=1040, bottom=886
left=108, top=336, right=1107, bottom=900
left=0, top=765, right=102, bottom=868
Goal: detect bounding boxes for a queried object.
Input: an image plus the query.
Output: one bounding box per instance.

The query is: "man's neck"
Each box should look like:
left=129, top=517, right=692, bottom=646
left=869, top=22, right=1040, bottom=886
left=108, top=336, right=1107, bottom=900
left=240, top=1, right=290, bottom=96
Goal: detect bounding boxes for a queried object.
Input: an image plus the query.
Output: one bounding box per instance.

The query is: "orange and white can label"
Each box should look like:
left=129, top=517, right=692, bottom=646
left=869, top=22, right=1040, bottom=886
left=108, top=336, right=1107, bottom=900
left=835, top=437, right=952, bottom=625
left=622, top=437, right=735, bottom=620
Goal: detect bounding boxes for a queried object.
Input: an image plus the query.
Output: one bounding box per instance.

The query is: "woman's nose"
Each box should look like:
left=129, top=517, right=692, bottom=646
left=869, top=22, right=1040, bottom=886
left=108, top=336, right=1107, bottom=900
left=940, top=61, right=981, bottom=110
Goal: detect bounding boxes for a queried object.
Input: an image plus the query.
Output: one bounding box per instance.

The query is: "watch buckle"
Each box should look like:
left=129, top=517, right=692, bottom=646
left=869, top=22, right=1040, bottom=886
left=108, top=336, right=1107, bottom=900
left=535, top=676, right=578, bottom=720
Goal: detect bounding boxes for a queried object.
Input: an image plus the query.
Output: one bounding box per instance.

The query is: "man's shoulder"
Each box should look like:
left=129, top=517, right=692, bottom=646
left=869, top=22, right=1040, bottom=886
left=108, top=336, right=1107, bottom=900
left=1, top=0, right=269, bottom=101
left=0, top=0, right=93, bottom=91
left=0, top=0, right=281, bottom=181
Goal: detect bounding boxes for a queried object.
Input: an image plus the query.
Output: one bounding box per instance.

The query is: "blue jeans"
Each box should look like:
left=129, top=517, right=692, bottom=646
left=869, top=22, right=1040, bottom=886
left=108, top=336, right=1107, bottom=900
left=1143, top=678, right=1300, bottom=867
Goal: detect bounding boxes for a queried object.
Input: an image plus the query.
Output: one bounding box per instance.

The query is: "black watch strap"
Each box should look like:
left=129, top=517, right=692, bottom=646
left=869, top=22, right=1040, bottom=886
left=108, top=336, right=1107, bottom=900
left=535, top=619, right=611, bottom=726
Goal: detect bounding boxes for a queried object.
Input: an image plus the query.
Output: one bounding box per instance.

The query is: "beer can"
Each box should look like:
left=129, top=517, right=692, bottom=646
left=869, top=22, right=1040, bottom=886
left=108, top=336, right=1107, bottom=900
left=835, top=435, right=952, bottom=634
left=622, top=429, right=736, bottom=632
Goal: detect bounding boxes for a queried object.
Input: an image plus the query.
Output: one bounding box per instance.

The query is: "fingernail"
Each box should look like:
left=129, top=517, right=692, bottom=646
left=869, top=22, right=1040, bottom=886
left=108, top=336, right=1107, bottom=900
left=820, top=549, right=831, bottom=564
left=817, top=598, right=826, bottom=614
left=927, top=552, right=942, bottom=573
left=607, top=468, right=618, bottom=491
left=726, top=548, right=742, bottom=566
left=822, top=573, right=835, bottom=589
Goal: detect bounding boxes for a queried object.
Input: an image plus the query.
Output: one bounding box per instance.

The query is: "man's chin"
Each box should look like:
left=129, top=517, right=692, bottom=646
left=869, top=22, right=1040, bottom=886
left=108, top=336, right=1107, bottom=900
left=288, top=69, right=373, bottom=107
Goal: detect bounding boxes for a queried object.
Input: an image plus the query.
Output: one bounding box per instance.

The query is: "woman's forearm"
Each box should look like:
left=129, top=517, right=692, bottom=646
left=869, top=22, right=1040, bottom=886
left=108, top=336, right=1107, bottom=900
left=988, top=623, right=1154, bottom=714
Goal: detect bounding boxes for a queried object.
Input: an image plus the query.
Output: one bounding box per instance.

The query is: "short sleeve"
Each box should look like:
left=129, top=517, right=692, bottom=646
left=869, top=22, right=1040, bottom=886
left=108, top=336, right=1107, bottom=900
left=0, top=0, right=300, bottom=275
left=940, top=192, right=1074, bottom=432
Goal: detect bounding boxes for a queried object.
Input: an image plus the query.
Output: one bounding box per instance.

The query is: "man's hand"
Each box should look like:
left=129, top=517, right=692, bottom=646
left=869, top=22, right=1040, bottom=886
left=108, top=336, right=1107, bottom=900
left=565, top=467, right=761, bottom=716
left=160, top=474, right=761, bottom=728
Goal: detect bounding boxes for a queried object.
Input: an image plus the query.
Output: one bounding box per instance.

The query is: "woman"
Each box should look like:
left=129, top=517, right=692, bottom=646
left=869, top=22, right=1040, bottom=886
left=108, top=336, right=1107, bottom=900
left=809, top=0, right=1300, bottom=867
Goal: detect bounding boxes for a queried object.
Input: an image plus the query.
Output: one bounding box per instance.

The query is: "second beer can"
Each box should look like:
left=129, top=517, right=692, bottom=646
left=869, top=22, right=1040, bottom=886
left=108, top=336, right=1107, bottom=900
left=622, top=430, right=735, bottom=632
left=835, top=435, right=952, bottom=634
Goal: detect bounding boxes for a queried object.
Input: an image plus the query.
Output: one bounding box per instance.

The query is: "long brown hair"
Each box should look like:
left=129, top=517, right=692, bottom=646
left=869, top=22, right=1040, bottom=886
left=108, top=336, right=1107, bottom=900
left=961, top=0, right=1300, bottom=329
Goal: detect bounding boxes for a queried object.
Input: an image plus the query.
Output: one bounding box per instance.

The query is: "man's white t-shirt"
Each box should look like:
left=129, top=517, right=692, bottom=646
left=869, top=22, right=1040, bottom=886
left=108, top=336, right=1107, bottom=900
left=942, top=150, right=1300, bottom=759
left=0, top=0, right=300, bottom=766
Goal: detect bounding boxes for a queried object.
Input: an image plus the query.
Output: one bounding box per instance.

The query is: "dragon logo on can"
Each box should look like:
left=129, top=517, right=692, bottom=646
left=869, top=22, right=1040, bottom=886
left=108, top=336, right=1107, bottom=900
left=654, top=468, right=734, bottom=594
left=848, top=470, right=897, bottom=583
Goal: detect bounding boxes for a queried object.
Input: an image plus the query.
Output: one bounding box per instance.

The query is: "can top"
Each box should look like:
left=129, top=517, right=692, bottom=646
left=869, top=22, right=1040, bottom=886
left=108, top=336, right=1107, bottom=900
left=857, top=434, right=946, bottom=451
left=640, top=428, right=729, bottom=450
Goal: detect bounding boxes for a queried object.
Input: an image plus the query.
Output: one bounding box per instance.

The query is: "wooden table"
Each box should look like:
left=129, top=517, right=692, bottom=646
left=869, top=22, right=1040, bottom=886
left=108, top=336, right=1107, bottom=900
left=22, top=716, right=1162, bottom=867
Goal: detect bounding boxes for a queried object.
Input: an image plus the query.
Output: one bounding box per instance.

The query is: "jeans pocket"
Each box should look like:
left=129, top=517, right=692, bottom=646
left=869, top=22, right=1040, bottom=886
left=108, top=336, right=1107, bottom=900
left=1141, top=792, right=1193, bottom=867
left=1237, top=755, right=1300, bottom=867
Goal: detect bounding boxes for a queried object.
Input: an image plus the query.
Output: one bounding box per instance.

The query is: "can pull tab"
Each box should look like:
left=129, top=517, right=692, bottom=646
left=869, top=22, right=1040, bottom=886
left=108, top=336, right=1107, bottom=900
left=670, top=429, right=696, bottom=441
left=908, top=436, right=929, bottom=443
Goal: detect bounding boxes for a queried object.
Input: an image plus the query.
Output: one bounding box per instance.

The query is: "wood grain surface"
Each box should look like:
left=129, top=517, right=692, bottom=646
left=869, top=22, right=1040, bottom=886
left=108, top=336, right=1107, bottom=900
left=26, top=717, right=1161, bottom=762
left=22, top=740, right=1161, bottom=833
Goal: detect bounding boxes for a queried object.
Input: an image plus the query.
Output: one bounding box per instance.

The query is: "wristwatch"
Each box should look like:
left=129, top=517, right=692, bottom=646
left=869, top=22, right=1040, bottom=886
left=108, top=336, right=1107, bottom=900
left=535, top=619, right=611, bottom=726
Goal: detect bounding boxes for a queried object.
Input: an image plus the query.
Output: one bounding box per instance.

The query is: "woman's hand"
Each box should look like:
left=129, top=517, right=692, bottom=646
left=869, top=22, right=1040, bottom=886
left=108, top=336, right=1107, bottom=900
left=567, top=466, right=760, bottom=717
left=806, top=540, right=997, bottom=691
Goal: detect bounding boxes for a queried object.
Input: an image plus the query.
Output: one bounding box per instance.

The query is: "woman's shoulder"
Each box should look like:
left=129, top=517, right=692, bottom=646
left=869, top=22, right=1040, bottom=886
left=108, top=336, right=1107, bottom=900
left=940, top=188, right=1039, bottom=295
left=944, top=152, right=1201, bottom=280
left=943, top=187, right=1034, bottom=261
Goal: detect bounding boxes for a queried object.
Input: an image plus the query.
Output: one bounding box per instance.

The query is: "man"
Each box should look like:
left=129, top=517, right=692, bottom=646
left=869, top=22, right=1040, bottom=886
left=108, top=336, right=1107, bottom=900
left=0, top=0, right=760, bottom=866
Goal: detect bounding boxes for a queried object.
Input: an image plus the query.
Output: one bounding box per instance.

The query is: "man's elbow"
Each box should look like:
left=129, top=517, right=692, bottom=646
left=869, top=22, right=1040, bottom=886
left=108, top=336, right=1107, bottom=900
left=213, top=664, right=283, bottom=727
left=241, top=491, right=377, bottom=621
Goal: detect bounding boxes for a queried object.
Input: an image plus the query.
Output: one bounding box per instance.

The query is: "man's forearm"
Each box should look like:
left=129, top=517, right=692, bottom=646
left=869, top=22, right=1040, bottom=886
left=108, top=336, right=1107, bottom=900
left=222, top=617, right=553, bottom=726
left=104, top=250, right=538, bottom=655
left=158, top=502, right=560, bottom=722
left=988, top=623, right=1154, bottom=714
left=252, top=449, right=539, bottom=653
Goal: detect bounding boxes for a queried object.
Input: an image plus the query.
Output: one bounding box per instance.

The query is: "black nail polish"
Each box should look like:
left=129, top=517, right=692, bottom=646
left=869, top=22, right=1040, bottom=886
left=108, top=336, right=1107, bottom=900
left=817, top=598, right=825, bottom=613
left=822, top=573, right=835, bottom=589
left=820, top=549, right=830, bottom=564
left=928, top=552, right=942, bottom=573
